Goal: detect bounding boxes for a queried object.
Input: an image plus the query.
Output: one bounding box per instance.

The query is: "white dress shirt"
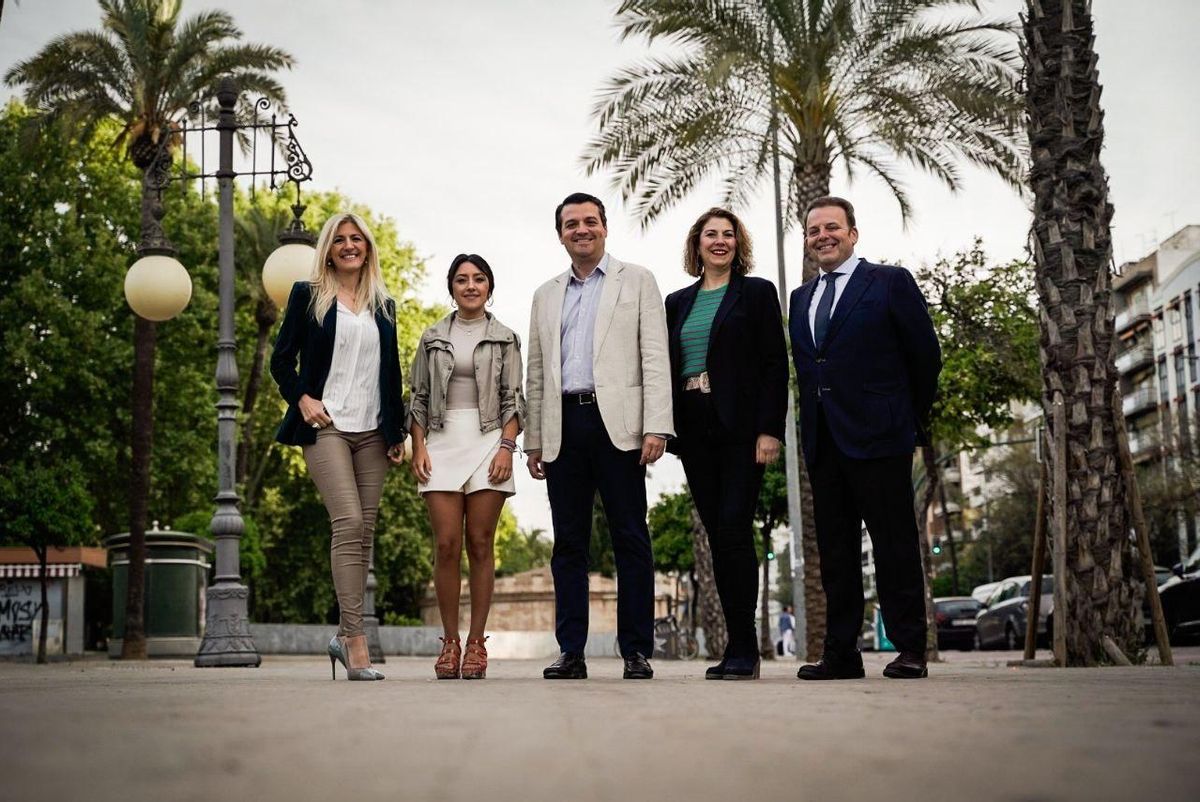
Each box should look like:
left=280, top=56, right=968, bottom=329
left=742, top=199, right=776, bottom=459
left=560, top=253, right=609, bottom=394
left=808, top=252, right=862, bottom=342
left=322, top=301, right=382, bottom=432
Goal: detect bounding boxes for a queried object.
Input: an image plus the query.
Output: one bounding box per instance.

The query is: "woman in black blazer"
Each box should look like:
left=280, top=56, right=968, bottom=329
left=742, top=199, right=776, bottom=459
left=270, top=212, right=406, bottom=681
left=664, top=207, right=788, bottom=680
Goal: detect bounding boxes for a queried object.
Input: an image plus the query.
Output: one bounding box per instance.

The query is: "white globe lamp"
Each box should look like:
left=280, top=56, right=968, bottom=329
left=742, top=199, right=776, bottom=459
left=124, top=252, right=192, bottom=321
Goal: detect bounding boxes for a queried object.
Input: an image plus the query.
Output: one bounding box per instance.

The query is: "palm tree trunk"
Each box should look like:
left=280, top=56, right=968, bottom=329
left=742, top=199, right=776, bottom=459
left=793, top=160, right=832, bottom=661
left=121, top=169, right=161, bottom=661
left=690, top=506, right=726, bottom=659
left=1024, top=0, right=1142, bottom=663
left=918, top=447, right=942, bottom=662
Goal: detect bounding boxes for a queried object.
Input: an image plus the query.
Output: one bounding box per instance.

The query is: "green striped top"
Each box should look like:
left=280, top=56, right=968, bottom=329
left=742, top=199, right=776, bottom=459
left=679, top=285, right=728, bottom=377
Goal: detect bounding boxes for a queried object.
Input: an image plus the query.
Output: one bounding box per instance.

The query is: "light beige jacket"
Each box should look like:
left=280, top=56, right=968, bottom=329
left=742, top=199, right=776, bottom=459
left=407, top=312, right=525, bottom=434
left=524, top=256, right=674, bottom=462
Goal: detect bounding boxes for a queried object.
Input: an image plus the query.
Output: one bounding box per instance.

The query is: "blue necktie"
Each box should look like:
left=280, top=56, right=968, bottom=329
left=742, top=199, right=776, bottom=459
left=813, top=272, right=840, bottom=350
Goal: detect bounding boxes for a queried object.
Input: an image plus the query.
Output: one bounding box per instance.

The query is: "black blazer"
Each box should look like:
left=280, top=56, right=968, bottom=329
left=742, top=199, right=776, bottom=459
left=270, top=281, right=406, bottom=448
left=787, top=260, right=941, bottom=464
left=665, top=273, right=789, bottom=448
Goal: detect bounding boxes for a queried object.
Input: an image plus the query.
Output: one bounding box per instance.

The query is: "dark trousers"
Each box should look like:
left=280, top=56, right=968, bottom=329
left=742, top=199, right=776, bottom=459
left=677, top=390, right=765, bottom=660
left=545, top=401, right=654, bottom=658
left=809, top=409, right=927, bottom=655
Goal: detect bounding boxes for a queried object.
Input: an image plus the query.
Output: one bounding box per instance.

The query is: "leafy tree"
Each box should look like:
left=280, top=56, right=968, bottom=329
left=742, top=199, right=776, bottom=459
left=5, top=0, right=294, bottom=658
left=495, top=523, right=554, bottom=577
left=914, top=243, right=1040, bottom=601
left=0, top=460, right=96, bottom=663
left=1024, top=0, right=1141, bottom=663
left=648, top=490, right=695, bottom=574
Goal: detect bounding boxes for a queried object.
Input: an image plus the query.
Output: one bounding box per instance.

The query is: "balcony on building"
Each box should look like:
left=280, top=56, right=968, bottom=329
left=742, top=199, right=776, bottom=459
left=1115, top=340, right=1155, bottom=374
left=1121, top=385, right=1158, bottom=417
left=1127, top=429, right=1159, bottom=463
left=1115, top=296, right=1151, bottom=333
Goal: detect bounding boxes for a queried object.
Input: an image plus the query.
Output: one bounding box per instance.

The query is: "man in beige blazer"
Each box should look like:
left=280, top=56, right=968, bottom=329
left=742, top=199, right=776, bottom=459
left=525, top=192, right=674, bottom=680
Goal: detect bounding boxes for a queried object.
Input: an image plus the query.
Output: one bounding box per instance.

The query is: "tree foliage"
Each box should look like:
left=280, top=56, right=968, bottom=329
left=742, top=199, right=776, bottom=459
left=585, top=0, right=1025, bottom=227
left=0, top=101, right=447, bottom=627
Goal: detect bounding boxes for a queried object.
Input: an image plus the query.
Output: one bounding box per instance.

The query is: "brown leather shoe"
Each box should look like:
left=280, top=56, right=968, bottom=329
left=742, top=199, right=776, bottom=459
left=883, top=650, right=928, bottom=679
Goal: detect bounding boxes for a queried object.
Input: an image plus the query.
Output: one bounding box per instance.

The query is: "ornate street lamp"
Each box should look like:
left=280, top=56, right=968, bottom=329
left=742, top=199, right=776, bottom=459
left=127, top=76, right=315, bottom=667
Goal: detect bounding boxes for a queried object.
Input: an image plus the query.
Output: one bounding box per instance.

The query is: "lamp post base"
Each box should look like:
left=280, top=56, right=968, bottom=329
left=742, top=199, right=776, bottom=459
left=194, top=583, right=261, bottom=667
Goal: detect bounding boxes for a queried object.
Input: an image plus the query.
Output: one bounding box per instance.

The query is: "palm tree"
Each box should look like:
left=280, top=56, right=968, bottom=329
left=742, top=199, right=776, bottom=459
left=6, top=0, right=293, bottom=659
left=1023, top=0, right=1141, bottom=664
left=584, top=0, right=1025, bottom=659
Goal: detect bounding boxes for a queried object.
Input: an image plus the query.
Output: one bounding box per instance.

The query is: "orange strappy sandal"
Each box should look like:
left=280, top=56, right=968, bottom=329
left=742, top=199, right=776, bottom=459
left=435, top=637, right=461, bottom=679
left=461, top=636, right=489, bottom=680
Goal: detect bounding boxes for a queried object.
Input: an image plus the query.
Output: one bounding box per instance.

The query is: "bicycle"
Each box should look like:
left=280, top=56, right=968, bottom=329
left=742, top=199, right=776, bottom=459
left=611, top=613, right=700, bottom=660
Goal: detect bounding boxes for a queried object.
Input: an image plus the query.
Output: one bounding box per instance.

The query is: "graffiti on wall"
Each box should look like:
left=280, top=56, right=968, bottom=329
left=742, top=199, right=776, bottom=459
left=0, top=579, right=63, bottom=655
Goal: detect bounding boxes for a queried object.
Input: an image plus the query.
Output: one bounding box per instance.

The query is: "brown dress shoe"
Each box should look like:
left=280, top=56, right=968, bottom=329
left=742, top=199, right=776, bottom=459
left=883, top=650, right=928, bottom=679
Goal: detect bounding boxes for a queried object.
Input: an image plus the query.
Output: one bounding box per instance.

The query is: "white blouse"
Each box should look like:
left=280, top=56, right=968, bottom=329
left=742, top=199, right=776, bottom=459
left=322, top=301, right=382, bottom=433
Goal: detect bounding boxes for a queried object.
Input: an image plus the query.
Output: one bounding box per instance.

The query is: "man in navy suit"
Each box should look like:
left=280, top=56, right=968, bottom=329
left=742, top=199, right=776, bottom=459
left=788, top=196, right=941, bottom=680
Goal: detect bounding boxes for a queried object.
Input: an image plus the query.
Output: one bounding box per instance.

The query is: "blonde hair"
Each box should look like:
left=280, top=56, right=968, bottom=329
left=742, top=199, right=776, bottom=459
left=308, top=212, right=393, bottom=322
left=683, top=207, right=755, bottom=277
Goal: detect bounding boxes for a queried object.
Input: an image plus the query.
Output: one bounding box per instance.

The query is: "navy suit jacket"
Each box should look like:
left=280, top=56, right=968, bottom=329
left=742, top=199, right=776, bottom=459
left=665, top=273, right=788, bottom=448
left=787, top=260, right=940, bottom=465
left=270, top=281, right=406, bottom=448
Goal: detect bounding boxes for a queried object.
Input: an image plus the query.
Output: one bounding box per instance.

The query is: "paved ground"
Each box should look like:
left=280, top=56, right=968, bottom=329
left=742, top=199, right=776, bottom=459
left=3, top=648, right=1198, bottom=802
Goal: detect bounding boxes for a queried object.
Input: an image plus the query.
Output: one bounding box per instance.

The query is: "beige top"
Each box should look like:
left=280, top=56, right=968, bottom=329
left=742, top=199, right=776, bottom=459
left=446, top=313, right=487, bottom=410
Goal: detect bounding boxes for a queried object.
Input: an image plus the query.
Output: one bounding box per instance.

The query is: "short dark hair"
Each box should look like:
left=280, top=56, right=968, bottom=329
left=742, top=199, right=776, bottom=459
left=804, top=196, right=856, bottom=230
left=683, top=207, right=754, bottom=277
left=447, top=253, right=495, bottom=299
left=555, top=192, right=607, bottom=234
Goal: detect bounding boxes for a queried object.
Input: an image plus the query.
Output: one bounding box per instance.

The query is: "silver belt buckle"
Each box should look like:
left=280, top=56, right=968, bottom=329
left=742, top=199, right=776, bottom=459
left=684, top=372, right=712, bottom=394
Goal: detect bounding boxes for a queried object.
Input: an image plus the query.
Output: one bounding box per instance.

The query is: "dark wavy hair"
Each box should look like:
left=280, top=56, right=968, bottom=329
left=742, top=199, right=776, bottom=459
left=447, top=253, right=495, bottom=299
left=683, top=207, right=754, bottom=277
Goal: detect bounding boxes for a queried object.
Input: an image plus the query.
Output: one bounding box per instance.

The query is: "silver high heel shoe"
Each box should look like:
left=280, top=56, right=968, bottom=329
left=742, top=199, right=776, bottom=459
left=327, top=634, right=384, bottom=681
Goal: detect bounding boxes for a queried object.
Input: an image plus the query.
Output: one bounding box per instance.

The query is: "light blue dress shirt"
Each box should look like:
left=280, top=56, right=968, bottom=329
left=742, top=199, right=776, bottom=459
left=560, top=253, right=609, bottom=394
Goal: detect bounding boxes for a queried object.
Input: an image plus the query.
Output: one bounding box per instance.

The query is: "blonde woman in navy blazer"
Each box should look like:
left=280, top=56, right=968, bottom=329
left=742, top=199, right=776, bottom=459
left=271, top=212, right=405, bottom=681
left=665, top=207, right=788, bottom=680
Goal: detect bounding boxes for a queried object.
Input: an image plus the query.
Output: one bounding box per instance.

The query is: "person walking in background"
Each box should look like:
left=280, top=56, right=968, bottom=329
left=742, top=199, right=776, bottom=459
left=665, top=207, right=787, bottom=680
left=787, top=196, right=941, bottom=680
left=779, top=605, right=796, bottom=657
left=270, top=212, right=406, bottom=682
left=525, top=192, right=674, bottom=680
left=408, top=254, right=524, bottom=680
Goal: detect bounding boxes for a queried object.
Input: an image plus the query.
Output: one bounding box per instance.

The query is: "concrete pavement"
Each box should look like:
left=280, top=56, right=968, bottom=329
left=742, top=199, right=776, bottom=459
left=3, top=648, right=1197, bottom=802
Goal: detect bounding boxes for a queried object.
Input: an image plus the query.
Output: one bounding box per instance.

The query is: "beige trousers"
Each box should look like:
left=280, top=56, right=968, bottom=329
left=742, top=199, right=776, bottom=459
left=303, top=427, right=389, bottom=637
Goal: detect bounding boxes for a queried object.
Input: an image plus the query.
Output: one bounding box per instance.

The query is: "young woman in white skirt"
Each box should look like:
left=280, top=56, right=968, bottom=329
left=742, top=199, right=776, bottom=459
left=408, top=254, right=524, bottom=679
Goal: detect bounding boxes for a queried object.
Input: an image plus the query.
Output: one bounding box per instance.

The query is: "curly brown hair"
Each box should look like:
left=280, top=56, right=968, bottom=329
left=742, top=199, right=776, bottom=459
left=683, top=207, right=754, bottom=277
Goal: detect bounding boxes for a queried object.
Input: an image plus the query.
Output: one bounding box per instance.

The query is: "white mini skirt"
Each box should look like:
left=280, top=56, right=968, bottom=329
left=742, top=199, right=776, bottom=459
left=420, top=408, right=516, bottom=496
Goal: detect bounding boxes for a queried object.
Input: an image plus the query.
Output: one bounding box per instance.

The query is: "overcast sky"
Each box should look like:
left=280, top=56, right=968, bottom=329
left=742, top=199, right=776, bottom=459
left=3, top=0, right=1198, bottom=533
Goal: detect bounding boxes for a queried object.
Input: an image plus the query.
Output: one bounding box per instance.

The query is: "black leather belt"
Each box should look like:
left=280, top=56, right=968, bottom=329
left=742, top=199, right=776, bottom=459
left=563, top=392, right=597, bottom=405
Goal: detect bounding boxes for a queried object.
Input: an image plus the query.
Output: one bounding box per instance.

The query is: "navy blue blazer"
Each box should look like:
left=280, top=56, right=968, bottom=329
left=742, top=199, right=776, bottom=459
left=787, top=260, right=940, bottom=464
left=665, top=273, right=788, bottom=448
left=270, top=281, right=406, bottom=448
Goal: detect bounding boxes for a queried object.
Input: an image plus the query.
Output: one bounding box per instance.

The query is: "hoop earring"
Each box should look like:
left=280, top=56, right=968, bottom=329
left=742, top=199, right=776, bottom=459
left=487, top=296, right=495, bottom=307
left=449, top=296, right=458, bottom=310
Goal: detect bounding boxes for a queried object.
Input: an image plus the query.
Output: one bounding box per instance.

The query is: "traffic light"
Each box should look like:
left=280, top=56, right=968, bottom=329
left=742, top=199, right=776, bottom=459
left=767, top=550, right=776, bottom=561
left=932, top=539, right=943, bottom=555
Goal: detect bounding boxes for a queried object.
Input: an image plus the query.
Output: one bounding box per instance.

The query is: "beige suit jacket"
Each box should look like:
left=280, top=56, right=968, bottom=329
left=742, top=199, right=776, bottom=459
left=524, top=256, right=675, bottom=462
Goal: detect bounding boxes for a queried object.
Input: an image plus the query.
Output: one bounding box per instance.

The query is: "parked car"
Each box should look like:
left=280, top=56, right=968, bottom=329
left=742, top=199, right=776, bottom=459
left=971, top=581, right=1000, bottom=605
left=934, top=596, right=982, bottom=651
left=975, top=575, right=1054, bottom=650
left=1159, top=548, right=1200, bottom=645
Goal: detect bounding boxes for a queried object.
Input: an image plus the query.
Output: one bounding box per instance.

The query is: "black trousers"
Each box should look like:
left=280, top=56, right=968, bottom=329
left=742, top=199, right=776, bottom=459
left=809, top=409, right=927, bottom=655
left=677, top=390, right=765, bottom=660
left=546, top=401, right=654, bottom=658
